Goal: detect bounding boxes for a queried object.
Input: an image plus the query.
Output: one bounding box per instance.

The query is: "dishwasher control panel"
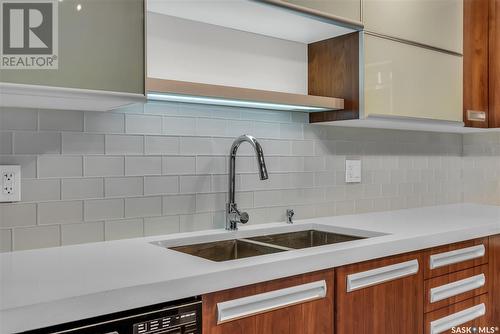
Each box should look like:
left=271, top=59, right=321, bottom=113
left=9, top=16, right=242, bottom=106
left=134, top=309, right=198, bottom=334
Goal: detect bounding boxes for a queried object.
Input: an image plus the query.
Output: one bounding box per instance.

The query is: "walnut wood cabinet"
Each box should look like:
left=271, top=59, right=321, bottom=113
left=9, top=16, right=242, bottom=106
left=464, top=0, right=500, bottom=127
left=202, top=270, right=334, bottom=334
left=202, top=236, right=499, bottom=334
left=335, top=252, right=424, bottom=334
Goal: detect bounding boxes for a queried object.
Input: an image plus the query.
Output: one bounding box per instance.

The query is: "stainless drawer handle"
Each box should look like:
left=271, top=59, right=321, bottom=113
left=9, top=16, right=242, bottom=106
left=346, top=259, right=419, bottom=292
left=430, top=274, right=486, bottom=303
left=467, top=110, right=486, bottom=122
left=430, top=245, right=485, bottom=270
left=430, top=303, right=485, bottom=334
left=216, top=280, right=326, bottom=324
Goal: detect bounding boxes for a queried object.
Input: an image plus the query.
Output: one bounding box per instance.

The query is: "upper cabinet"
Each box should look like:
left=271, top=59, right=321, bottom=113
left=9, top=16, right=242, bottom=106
left=0, top=0, right=145, bottom=111
left=309, top=32, right=464, bottom=130
left=464, top=0, right=500, bottom=128
left=364, top=0, right=463, bottom=54
left=281, top=0, right=361, bottom=23
left=364, top=34, right=463, bottom=122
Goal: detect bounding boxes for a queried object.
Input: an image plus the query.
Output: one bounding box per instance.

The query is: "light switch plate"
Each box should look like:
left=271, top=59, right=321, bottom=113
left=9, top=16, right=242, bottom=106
left=0, top=165, right=21, bottom=202
left=345, top=159, right=361, bottom=183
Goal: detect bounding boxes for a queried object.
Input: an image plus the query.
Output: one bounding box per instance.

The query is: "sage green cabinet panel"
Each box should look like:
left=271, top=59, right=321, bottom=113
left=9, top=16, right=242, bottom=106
left=281, top=0, right=361, bottom=22
left=0, top=0, right=144, bottom=94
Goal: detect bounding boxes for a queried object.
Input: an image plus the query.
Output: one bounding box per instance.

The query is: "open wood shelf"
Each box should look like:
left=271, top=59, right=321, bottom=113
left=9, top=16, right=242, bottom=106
left=146, top=78, right=344, bottom=112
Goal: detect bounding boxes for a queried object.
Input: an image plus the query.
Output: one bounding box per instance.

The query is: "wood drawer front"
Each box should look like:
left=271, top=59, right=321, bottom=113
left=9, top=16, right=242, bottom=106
left=202, top=270, right=334, bottom=334
left=425, top=294, right=490, bottom=334
left=335, top=252, right=424, bottom=334
left=425, top=265, right=489, bottom=313
left=424, top=238, right=489, bottom=279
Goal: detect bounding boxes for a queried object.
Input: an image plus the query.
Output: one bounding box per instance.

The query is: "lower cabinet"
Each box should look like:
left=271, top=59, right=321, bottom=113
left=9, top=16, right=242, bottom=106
left=424, top=294, right=490, bottom=334
left=335, top=252, right=424, bottom=334
left=202, top=270, right=334, bottom=334
left=202, top=236, right=499, bottom=334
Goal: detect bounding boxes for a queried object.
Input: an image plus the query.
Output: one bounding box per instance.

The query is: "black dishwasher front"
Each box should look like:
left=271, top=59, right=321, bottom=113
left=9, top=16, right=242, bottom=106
left=21, top=297, right=201, bottom=334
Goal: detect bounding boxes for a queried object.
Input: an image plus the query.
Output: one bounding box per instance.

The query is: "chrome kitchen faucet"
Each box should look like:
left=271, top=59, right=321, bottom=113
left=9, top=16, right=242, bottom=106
left=226, top=135, right=268, bottom=230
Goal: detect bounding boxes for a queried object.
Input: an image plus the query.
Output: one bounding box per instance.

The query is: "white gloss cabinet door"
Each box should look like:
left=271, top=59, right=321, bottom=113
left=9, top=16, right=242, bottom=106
left=0, top=0, right=144, bottom=94
left=282, top=0, right=361, bottom=22
left=364, top=35, right=463, bottom=122
left=363, top=0, right=463, bottom=53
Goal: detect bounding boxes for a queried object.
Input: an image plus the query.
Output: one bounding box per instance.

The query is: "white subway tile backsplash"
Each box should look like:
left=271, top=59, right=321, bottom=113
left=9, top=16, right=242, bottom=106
left=0, top=108, right=37, bottom=130
left=163, top=156, right=195, bottom=175
left=106, top=135, right=143, bottom=155
left=0, top=132, right=12, bottom=154
left=196, top=193, right=226, bottom=213
left=145, top=136, right=179, bottom=155
left=0, top=104, right=476, bottom=251
left=179, top=137, right=213, bottom=155
left=211, top=174, right=232, bottom=192
left=13, top=225, right=60, bottom=250
left=85, top=198, right=124, bottom=221
left=85, top=112, right=124, bottom=133
left=162, top=194, right=196, bottom=215
left=180, top=213, right=213, bottom=232
left=14, top=132, right=61, bottom=154
left=196, top=118, right=228, bottom=136
left=61, top=222, right=104, bottom=245
left=0, top=203, right=37, bottom=228
left=180, top=175, right=211, bottom=193
left=292, top=140, right=314, bottom=156
left=126, top=115, right=162, bottom=134
left=105, top=177, right=143, bottom=197
left=196, top=156, right=226, bottom=174
left=144, top=216, right=180, bottom=236
left=38, top=156, right=83, bottom=177
left=39, top=109, right=83, bottom=131
left=62, top=133, right=104, bottom=154
left=125, top=196, right=162, bottom=218
left=62, top=178, right=104, bottom=200
left=125, top=156, right=162, bottom=176
left=0, top=229, right=12, bottom=252
left=38, top=201, right=83, bottom=225
left=21, top=179, right=60, bottom=202
left=163, top=117, right=196, bottom=136
left=144, top=176, right=179, bottom=195
left=85, top=156, right=124, bottom=176
left=105, top=219, right=143, bottom=240
left=280, top=123, right=303, bottom=140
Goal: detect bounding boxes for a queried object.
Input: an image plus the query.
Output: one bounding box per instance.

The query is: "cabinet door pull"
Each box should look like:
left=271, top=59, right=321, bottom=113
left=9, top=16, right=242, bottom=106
left=346, top=259, right=419, bottom=292
left=430, top=274, right=486, bottom=303
left=216, top=280, right=326, bottom=324
left=429, top=303, right=486, bottom=334
left=429, top=245, right=485, bottom=270
left=467, top=110, right=487, bottom=122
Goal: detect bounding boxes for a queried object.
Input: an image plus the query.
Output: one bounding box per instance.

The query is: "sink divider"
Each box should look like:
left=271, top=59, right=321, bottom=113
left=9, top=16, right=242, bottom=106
left=238, top=238, right=295, bottom=251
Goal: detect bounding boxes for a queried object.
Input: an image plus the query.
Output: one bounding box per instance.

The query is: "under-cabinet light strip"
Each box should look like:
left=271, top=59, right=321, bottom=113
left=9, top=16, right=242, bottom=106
left=146, top=92, right=331, bottom=112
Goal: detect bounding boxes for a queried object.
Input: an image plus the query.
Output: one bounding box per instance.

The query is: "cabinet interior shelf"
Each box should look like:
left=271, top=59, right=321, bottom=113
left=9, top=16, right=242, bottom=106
left=146, top=78, right=344, bottom=112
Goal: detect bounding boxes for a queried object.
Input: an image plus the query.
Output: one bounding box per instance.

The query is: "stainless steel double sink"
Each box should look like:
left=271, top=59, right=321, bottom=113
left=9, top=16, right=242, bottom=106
left=169, top=230, right=365, bottom=262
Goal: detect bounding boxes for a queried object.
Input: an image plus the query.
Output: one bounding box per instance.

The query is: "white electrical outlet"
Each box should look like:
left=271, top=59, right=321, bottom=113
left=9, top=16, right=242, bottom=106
left=0, top=165, right=21, bottom=202
left=345, top=159, right=361, bottom=183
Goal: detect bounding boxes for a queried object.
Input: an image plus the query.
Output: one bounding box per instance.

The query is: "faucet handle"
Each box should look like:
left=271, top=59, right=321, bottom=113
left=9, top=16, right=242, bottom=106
left=240, top=211, right=249, bottom=224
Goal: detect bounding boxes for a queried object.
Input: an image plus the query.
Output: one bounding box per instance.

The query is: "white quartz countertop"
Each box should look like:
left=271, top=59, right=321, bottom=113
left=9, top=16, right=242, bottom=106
left=2, top=203, right=500, bottom=333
